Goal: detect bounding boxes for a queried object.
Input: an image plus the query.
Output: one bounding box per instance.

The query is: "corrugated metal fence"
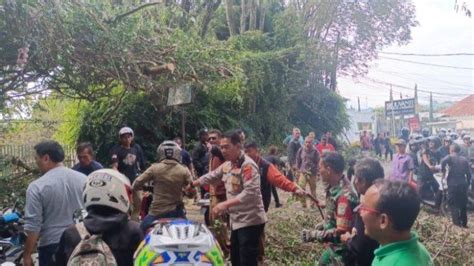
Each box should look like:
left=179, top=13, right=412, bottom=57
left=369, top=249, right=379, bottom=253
left=0, top=144, right=76, bottom=179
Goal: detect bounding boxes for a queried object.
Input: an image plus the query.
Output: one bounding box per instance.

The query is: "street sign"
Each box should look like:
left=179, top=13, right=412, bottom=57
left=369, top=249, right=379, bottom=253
left=385, top=98, right=415, bottom=117
left=167, top=83, right=193, bottom=106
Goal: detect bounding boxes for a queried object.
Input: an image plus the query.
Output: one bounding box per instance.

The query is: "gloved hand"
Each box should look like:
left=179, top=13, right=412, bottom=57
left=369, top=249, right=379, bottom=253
left=314, top=222, right=325, bottom=230
left=301, top=229, right=316, bottom=243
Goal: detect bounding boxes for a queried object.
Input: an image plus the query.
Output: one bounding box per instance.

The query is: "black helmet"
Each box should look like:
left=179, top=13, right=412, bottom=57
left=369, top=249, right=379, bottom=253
left=401, top=127, right=410, bottom=138
left=449, top=132, right=458, bottom=140
left=421, top=128, right=430, bottom=138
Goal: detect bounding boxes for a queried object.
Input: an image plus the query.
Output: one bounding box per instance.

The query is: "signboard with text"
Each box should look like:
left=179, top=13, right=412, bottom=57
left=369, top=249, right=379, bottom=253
left=385, top=98, right=415, bottom=117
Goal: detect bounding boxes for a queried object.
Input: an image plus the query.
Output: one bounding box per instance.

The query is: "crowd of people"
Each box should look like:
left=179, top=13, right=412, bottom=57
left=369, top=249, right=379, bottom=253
left=359, top=131, right=393, bottom=161
left=19, top=125, right=473, bottom=266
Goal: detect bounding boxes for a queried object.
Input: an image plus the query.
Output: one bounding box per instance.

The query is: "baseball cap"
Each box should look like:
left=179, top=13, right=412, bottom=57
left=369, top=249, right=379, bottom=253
left=119, top=127, right=134, bottom=136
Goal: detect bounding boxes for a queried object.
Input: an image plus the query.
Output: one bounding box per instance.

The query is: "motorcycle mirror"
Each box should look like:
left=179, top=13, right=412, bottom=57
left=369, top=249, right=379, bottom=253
left=72, top=209, right=88, bottom=223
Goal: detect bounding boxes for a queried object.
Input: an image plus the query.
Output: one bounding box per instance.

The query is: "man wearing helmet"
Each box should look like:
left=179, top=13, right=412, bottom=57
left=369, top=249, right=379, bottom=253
left=400, top=127, right=410, bottom=143
left=56, top=169, right=144, bottom=265
left=419, top=137, right=442, bottom=210
left=132, top=141, right=194, bottom=232
left=421, top=128, right=430, bottom=138
left=460, top=135, right=473, bottom=159
left=109, top=126, right=147, bottom=220
left=460, top=135, right=474, bottom=191
left=438, top=137, right=452, bottom=160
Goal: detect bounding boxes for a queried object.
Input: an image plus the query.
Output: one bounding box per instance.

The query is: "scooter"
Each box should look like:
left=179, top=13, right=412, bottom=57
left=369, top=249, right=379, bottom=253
left=0, top=203, right=37, bottom=266
left=134, top=218, right=225, bottom=266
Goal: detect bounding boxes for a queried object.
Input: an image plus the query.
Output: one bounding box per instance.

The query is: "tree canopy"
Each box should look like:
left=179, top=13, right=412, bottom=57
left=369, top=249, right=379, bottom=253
left=0, top=0, right=417, bottom=158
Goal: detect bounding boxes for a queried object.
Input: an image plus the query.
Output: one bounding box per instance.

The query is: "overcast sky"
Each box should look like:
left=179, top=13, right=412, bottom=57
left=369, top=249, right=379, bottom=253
left=338, top=0, right=473, bottom=109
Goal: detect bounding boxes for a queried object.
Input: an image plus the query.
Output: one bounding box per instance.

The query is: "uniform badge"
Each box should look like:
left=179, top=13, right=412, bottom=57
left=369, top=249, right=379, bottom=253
left=337, top=202, right=347, bottom=216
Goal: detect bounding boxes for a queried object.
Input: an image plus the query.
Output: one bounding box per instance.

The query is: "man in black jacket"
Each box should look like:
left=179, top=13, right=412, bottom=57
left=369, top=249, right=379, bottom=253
left=55, top=169, right=143, bottom=265
left=441, top=144, right=471, bottom=227
left=341, top=158, right=383, bottom=266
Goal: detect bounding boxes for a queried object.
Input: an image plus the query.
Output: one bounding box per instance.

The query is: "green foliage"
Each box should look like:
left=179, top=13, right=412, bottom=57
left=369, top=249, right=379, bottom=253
left=1, top=0, right=417, bottom=166
left=0, top=96, right=82, bottom=146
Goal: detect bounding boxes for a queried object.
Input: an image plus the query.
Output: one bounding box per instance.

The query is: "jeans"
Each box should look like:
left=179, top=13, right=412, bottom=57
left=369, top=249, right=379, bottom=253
left=140, top=207, right=186, bottom=233
left=231, top=224, right=265, bottom=266
left=448, top=184, right=468, bottom=227
left=38, top=243, right=59, bottom=266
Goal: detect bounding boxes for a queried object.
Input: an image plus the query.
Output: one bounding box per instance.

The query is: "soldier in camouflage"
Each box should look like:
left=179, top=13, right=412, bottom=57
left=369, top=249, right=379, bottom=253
left=301, top=152, right=359, bottom=265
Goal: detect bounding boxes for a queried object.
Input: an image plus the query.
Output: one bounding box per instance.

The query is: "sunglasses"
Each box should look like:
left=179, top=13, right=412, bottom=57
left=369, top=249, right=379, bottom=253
left=354, top=203, right=380, bottom=215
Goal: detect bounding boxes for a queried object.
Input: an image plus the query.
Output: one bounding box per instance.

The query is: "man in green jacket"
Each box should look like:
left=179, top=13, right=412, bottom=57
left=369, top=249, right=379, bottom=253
left=360, top=179, right=433, bottom=266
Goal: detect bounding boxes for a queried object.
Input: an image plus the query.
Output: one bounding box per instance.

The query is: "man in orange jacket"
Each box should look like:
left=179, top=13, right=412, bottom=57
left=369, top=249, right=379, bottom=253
left=244, top=141, right=305, bottom=263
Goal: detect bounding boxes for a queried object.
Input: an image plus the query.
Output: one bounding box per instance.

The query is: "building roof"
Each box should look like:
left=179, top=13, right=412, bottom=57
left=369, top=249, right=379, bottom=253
left=440, top=94, right=474, bottom=117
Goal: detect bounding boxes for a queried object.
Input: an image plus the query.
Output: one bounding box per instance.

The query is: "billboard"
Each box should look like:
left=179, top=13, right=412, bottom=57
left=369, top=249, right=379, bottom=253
left=385, top=98, right=415, bottom=117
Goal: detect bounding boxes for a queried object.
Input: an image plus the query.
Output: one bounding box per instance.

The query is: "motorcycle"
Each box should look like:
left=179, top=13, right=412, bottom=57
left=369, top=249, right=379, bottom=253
left=134, top=218, right=225, bottom=266
left=420, top=165, right=474, bottom=215
left=0, top=202, right=37, bottom=266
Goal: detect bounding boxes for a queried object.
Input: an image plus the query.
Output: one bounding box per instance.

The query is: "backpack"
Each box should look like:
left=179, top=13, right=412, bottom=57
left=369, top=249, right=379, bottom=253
left=67, top=222, right=118, bottom=266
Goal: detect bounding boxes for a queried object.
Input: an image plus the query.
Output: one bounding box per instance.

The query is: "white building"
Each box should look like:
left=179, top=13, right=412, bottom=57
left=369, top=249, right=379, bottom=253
left=344, top=109, right=377, bottom=144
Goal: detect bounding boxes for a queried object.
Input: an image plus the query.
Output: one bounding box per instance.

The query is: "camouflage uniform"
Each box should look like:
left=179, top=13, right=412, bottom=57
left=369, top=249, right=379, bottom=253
left=302, top=176, right=359, bottom=265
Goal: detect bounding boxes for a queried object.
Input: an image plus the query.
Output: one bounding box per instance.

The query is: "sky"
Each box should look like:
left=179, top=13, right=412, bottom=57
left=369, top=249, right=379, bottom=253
left=338, top=0, right=473, bottom=109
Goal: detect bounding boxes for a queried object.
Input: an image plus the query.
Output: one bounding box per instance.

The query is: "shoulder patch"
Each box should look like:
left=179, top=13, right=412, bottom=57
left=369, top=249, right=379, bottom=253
left=243, top=165, right=253, bottom=182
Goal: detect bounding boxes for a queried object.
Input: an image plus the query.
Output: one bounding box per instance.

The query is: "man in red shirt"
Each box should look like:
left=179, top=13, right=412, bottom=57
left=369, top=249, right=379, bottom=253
left=244, top=141, right=305, bottom=263
left=316, top=137, right=336, bottom=155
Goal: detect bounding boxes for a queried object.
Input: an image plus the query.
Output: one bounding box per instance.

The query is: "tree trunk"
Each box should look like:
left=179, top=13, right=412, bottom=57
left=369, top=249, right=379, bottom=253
left=258, top=6, right=266, bottom=31
left=200, top=0, right=222, bottom=38
left=224, top=0, right=237, bottom=36
left=330, top=33, right=340, bottom=91
left=240, top=0, right=247, bottom=33
left=249, top=0, right=257, bottom=30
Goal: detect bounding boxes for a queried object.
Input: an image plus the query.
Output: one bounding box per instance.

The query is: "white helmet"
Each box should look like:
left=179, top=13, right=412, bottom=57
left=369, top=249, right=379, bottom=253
left=83, top=169, right=132, bottom=214
left=157, top=141, right=181, bottom=162
left=134, top=219, right=224, bottom=265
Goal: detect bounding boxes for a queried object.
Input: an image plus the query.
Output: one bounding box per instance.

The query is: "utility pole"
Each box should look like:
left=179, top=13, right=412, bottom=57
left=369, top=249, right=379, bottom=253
left=414, top=83, right=418, bottom=113
left=357, top=96, right=361, bottom=112
left=390, top=85, right=395, bottom=137
left=400, top=92, right=404, bottom=130
left=429, top=92, right=434, bottom=134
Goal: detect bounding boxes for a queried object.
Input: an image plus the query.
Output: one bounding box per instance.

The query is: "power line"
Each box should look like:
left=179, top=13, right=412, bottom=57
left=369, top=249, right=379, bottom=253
left=359, top=77, right=471, bottom=97
left=372, top=69, right=474, bottom=92
left=379, top=56, right=474, bottom=70
left=376, top=69, right=474, bottom=78
left=380, top=52, right=474, bottom=57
